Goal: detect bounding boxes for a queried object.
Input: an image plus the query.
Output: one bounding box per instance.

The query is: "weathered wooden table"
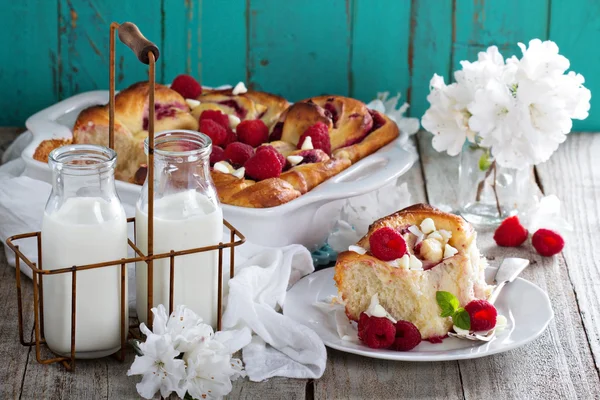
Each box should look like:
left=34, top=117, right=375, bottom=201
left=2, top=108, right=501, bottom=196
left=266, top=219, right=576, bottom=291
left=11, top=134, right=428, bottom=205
left=1, top=129, right=599, bottom=399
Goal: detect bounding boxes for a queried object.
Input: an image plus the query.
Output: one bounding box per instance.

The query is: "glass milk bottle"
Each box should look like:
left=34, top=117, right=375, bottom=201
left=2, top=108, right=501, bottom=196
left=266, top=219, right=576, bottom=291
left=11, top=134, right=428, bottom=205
left=42, top=145, right=128, bottom=358
left=135, top=130, right=222, bottom=328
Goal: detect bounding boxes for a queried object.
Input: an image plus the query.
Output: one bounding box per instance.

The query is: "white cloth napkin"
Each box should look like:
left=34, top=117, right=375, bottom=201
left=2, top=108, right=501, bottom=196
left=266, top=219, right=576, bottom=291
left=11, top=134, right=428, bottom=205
left=222, top=246, right=326, bottom=381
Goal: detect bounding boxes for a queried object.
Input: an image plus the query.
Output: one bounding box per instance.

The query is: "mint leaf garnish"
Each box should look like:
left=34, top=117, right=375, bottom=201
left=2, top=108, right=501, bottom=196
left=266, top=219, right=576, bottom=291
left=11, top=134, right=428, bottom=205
left=453, top=308, right=471, bottom=331
left=436, top=291, right=460, bottom=318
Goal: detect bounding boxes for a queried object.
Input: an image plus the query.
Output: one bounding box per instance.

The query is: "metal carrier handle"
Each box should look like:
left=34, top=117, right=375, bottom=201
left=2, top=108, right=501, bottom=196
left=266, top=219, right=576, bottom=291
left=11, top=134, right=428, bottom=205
left=109, top=21, right=159, bottom=328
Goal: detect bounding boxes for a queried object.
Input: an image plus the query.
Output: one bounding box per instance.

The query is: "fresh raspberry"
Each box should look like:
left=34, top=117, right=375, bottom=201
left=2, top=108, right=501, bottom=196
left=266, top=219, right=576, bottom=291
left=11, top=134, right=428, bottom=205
left=199, top=119, right=227, bottom=147
left=244, top=148, right=283, bottom=180
left=297, top=122, right=331, bottom=155
left=199, top=110, right=229, bottom=129
left=465, top=300, right=497, bottom=332
left=369, top=227, right=407, bottom=261
left=270, top=122, right=284, bottom=141
left=237, top=119, right=269, bottom=147
left=222, top=129, right=238, bottom=147
left=357, top=312, right=371, bottom=341
left=225, top=142, right=254, bottom=167
left=532, top=229, right=565, bottom=257
left=257, top=145, right=285, bottom=169
left=171, top=74, right=202, bottom=99
left=209, top=146, right=226, bottom=166
left=493, top=216, right=528, bottom=247
left=359, top=316, right=396, bottom=349
left=391, top=320, right=422, bottom=351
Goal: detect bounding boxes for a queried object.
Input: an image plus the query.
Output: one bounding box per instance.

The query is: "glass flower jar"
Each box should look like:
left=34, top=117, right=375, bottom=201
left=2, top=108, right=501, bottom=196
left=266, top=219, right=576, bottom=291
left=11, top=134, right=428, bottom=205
left=135, top=130, right=222, bottom=328
left=458, top=144, right=537, bottom=225
left=42, top=144, right=128, bottom=358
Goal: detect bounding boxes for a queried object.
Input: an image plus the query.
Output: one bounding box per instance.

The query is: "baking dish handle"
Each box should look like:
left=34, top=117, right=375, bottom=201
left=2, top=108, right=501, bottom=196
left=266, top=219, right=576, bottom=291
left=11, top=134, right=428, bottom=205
left=309, top=141, right=416, bottom=203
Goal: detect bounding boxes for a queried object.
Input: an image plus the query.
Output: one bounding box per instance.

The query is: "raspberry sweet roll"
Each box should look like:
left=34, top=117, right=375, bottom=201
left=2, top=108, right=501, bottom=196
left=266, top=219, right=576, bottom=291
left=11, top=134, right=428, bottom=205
left=334, top=204, right=494, bottom=340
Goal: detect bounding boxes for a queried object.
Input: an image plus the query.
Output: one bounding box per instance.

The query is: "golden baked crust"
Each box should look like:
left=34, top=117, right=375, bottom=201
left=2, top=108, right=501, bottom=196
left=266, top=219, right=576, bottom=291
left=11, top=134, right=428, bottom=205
left=34, top=83, right=401, bottom=208
left=32, top=138, right=73, bottom=162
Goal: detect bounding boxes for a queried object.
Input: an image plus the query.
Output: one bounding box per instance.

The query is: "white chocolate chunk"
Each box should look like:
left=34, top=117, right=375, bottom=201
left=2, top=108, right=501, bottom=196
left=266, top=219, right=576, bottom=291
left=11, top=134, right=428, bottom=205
left=495, top=315, right=507, bottom=333
left=214, top=161, right=234, bottom=174
left=232, top=167, right=245, bottom=179
left=439, top=229, right=452, bottom=243
left=408, top=225, right=424, bottom=244
left=287, top=155, right=304, bottom=166
left=228, top=114, right=241, bottom=128
left=185, top=98, right=201, bottom=108
left=427, top=231, right=443, bottom=241
left=420, top=218, right=436, bottom=234
left=419, top=238, right=443, bottom=263
left=443, top=244, right=458, bottom=259
left=365, top=294, right=397, bottom=323
left=232, top=81, right=248, bottom=95
left=409, top=254, right=423, bottom=270
left=397, top=254, right=410, bottom=269
left=300, top=136, right=314, bottom=150
left=348, top=245, right=367, bottom=255
left=453, top=325, right=470, bottom=335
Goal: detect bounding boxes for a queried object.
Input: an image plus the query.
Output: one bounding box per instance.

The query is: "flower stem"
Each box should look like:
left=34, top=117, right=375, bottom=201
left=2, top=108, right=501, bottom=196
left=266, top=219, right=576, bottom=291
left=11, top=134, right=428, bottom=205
left=474, top=160, right=502, bottom=217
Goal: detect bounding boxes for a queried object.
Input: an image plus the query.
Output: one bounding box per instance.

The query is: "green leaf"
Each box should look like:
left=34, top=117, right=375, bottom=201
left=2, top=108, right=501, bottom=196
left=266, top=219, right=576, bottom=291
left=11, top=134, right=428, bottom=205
left=478, top=152, right=492, bottom=171
left=453, top=308, right=471, bottom=331
left=436, top=291, right=460, bottom=318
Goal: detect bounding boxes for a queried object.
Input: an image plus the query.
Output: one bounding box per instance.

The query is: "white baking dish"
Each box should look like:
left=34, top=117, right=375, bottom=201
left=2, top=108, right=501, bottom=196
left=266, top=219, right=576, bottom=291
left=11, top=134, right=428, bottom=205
left=23, top=91, right=416, bottom=250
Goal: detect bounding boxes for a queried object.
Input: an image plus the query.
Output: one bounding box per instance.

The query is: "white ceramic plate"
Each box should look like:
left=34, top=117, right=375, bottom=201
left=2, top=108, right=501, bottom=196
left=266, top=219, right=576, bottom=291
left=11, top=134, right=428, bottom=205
left=283, top=267, right=554, bottom=361
left=21, top=90, right=416, bottom=249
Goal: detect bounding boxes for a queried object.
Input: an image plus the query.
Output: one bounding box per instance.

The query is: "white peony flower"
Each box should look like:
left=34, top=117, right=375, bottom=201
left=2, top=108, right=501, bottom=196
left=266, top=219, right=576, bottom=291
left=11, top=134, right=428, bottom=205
left=127, top=333, right=187, bottom=399
left=422, top=74, right=474, bottom=156
left=367, top=92, right=420, bottom=135
left=183, top=335, right=246, bottom=400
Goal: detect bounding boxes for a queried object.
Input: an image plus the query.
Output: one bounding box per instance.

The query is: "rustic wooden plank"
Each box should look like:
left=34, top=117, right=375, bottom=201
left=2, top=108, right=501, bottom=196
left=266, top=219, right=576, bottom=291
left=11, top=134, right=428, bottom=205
left=549, top=1, right=600, bottom=131
left=349, top=0, right=412, bottom=102
left=163, top=0, right=247, bottom=86
left=417, top=132, right=600, bottom=399
left=58, top=0, right=163, bottom=96
left=452, top=0, right=549, bottom=72
left=536, top=133, right=600, bottom=371
left=408, top=0, right=454, bottom=119
left=247, top=0, right=351, bottom=100
left=0, top=1, right=58, bottom=126
left=314, top=137, right=464, bottom=400
left=0, top=248, right=35, bottom=399
left=230, top=377, right=307, bottom=400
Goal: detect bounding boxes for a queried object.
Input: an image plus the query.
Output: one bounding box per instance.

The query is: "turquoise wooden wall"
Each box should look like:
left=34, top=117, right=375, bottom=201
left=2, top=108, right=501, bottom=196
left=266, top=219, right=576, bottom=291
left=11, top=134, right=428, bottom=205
left=1, top=0, right=597, bottom=131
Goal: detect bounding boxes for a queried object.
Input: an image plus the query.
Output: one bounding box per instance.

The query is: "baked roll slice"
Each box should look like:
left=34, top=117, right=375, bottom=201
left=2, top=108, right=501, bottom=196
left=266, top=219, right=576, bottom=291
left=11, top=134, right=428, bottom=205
left=334, top=204, right=493, bottom=339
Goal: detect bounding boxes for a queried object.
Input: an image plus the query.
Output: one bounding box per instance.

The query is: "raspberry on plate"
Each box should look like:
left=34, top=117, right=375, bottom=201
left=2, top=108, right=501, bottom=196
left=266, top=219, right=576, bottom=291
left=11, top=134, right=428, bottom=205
left=358, top=315, right=396, bottom=349
left=244, top=148, right=283, bottom=180
left=209, top=145, right=226, bottom=166
left=297, top=122, right=331, bottom=155
left=465, top=299, right=497, bottom=331
left=225, top=142, right=254, bottom=167
left=257, top=145, right=285, bottom=169
left=199, top=109, right=229, bottom=129
left=357, top=312, right=371, bottom=341
left=369, top=227, right=408, bottom=261
left=171, top=74, right=202, bottom=99
left=493, top=216, right=528, bottom=247
left=391, top=320, right=422, bottom=351
left=237, top=119, right=269, bottom=147
left=199, top=119, right=227, bottom=146
left=532, top=228, right=565, bottom=256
